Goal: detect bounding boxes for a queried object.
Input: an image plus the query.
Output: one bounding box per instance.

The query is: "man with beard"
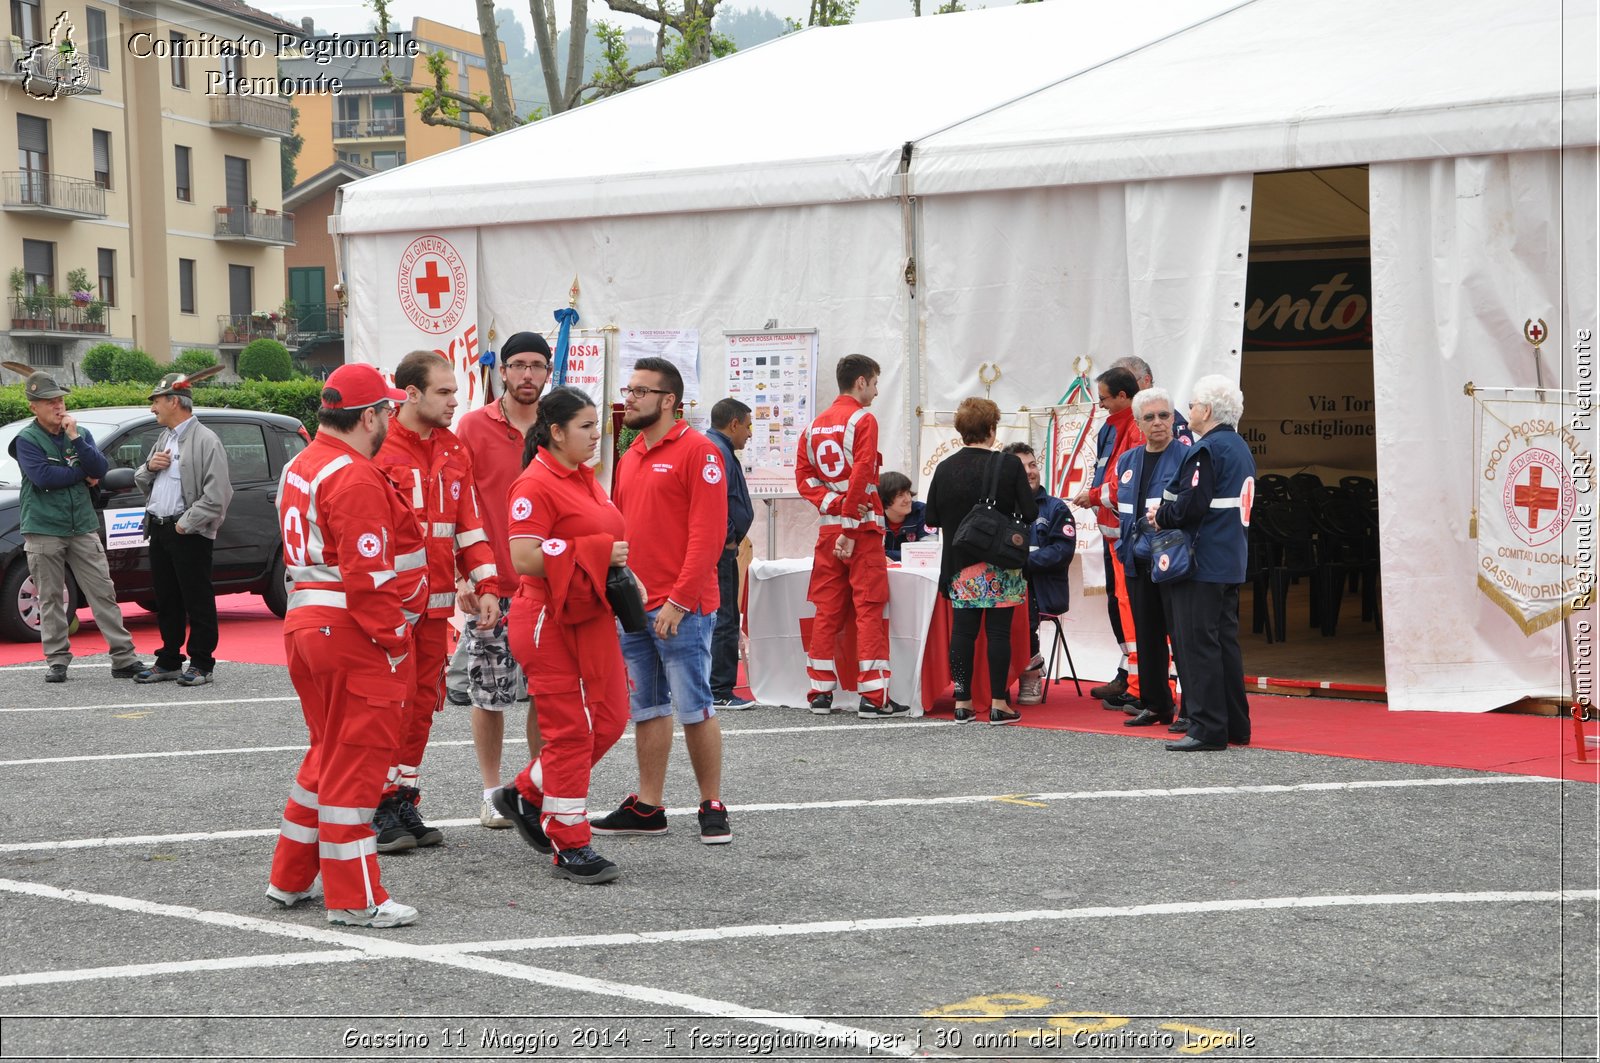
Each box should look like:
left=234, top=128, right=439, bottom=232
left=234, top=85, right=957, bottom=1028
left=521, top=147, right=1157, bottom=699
left=373, top=351, right=499, bottom=851
left=594, top=357, right=732, bottom=845
left=446, top=333, right=550, bottom=828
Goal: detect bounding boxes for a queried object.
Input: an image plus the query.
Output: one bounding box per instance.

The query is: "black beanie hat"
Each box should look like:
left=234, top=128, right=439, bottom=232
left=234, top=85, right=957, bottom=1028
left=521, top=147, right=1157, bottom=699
left=501, top=331, right=551, bottom=361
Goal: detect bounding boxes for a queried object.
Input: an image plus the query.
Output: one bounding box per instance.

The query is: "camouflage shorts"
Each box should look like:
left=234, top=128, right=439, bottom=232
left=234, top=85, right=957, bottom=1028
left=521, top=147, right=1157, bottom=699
left=446, top=598, right=526, bottom=710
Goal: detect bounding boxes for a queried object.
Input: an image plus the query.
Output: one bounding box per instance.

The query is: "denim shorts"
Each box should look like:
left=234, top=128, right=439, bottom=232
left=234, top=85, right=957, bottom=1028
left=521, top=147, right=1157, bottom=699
left=620, top=606, right=717, bottom=725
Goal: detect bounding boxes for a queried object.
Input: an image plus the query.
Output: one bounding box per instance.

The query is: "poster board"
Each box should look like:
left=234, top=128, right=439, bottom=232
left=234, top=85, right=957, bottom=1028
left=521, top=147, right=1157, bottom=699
left=535, top=327, right=613, bottom=469
left=723, top=329, right=817, bottom=492
left=619, top=328, right=703, bottom=424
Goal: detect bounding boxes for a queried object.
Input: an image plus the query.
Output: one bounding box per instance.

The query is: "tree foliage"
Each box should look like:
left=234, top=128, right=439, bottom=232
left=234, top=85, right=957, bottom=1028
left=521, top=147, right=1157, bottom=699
left=281, top=106, right=304, bottom=189
left=369, top=0, right=523, bottom=135
left=173, top=349, right=221, bottom=376
left=111, top=349, right=163, bottom=385
left=238, top=339, right=293, bottom=382
left=81, top=342, right=121, bottom=384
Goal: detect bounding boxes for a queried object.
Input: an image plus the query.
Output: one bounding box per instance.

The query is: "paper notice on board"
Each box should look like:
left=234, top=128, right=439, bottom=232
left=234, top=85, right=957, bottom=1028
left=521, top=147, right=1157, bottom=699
left=619, top=329, right=702, bottom=423
left=724, top=331, right=816, bottom=492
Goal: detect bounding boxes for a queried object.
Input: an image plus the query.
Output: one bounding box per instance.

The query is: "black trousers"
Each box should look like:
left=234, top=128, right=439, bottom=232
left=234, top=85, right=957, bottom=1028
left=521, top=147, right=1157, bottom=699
left=1165, top=580, right=1249, bottom=746
left=1102, top=541, right=1125, bottom=672
left=1129, top=561, right=1175, bottom=719
left=147, top=519, right=219, bottom=673
left=709, top=545, right=740, bottom=699
left=950, top=605, right=1013, bottom=704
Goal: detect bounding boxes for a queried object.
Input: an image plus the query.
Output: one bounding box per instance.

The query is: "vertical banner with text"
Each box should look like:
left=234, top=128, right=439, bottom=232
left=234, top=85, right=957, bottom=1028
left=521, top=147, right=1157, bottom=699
left=370, top=229, right=483, bottom=407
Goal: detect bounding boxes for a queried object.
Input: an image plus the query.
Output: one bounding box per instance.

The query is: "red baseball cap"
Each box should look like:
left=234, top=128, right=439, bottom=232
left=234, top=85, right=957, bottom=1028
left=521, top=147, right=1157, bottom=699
left=321, top=363, right=406, bottom=411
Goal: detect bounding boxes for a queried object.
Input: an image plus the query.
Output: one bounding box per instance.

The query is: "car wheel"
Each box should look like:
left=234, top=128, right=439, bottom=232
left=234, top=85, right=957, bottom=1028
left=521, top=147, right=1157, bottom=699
left=0, top=561, right=72, bottom=643
left=262, top=550, right=288, bottom=619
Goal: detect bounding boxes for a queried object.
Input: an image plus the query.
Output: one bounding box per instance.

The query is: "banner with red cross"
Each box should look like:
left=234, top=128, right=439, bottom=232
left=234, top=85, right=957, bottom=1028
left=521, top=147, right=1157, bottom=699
left=1475, top=394, right=1595, bottom=635
left=361, top=229, right=484, bottom=408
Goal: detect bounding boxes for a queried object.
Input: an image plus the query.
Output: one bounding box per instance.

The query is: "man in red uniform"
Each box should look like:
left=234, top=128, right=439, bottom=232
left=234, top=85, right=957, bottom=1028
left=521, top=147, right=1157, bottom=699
left=266, top=363, right=428, bottom=928
left=447, top=332, right=549, bottom=828
left=795, top=354, right=908, bottom=718
left=373, top=351, right=499, bottom=851
left=592, top=357, right=733, bottom=845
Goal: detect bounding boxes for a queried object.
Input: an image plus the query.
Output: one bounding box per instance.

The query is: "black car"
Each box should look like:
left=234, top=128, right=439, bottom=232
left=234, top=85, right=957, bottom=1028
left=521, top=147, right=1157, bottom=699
left=0, top=406, right=308, bottom=641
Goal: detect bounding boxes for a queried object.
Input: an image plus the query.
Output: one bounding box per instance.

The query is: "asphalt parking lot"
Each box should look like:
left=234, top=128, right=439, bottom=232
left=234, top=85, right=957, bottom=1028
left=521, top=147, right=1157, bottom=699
left=1, top=653, right=1596, bottom=1061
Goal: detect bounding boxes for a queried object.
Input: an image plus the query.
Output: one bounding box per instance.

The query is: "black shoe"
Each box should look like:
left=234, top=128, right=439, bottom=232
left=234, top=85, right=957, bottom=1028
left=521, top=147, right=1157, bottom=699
left=445, top=688, right=471, bottom=707
left=551, top=845, right=620, bottom=884
left=1102, top=692, right=1141, bottom=713
left=491, top=785, right=552, bottom=853
left=44, top=664, right=67, bottom=684
left=591, top=794, right=668, bottom=836
left=808, top=691, right=835, bottom=715
left=1165, top=736, right=1226, bottom=752
left=1124, top=708, right=1173, bottom=728
left=988, top=706, right=1022, bottom=726
left=1231, top=735, right=1252, bottom=746
left=394, top=786, right=443, bottom=847
left=1167, top=717, right=1189, bottom=734
left=110, top=660, right=146, bottom=679
left=857, top=698, right=911, bottom=719
left=373, top=797, right=418, bottom=852
left=698, top=799, right=732, bottom=845
left=1088, top=673, right=1128, bottom=700
left=953, top=705, right=977, bottom=724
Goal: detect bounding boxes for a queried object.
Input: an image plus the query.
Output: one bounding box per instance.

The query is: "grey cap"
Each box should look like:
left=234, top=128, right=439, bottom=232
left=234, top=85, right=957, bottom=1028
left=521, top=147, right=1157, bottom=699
left=24, top=371, right=68, bottom=400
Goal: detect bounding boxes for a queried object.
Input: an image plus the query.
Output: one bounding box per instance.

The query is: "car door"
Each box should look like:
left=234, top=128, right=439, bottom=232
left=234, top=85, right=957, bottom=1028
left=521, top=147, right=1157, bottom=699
left=206, top=418, right=277, bottom=583
left=99, top=422, right=161, bottom=597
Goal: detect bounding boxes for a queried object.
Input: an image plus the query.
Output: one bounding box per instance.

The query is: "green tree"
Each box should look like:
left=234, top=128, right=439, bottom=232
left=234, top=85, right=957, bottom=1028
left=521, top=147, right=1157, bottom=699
left=173, top=349, right=220, bottom=376
left=238, top=339, right=293, bottom=382
left=281, top=106, right=304, bottom=190
left=370, top=0, right=521, bottom=135
left=111, top=349, right=163, bottom=385
left=81, top=342, right=121, bottom=383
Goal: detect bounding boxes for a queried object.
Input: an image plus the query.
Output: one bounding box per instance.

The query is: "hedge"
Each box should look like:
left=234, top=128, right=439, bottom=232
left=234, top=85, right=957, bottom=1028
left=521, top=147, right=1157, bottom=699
left=238, top=339, right=293, bottom=382
left=0, top=378, right=324, bottom=433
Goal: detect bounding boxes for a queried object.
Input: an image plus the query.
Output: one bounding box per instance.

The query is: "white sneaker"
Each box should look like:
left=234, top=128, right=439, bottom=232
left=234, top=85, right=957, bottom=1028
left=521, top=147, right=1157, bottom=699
left=480, top=797, right=511, bottom=829
left=265, top=884, right=317, bottom=908
left=327, top=898, right=418, bottom=928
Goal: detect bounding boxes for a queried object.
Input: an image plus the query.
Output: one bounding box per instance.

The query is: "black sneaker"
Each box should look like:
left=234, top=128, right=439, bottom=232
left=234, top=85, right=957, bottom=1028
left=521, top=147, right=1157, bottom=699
left=44, top=664, right=67, bottom=684
left=110, top=660, right=146, bottom=679
left=808, top=691, right=834, bottom=715
left=857, top=698, right=911, bottom=719
left=551, top=845, right=620, bottom=884
left=989, top=706, right=1023, bottom=726
left=445, top=688, right=472, bottom=707
left=394, top=786, right=443, bottom=847
left=697, top=799, right=732, bottom=845
left=373, top=796, right=418, bottom=853
left=591, top=794, right=668, bottom=836
left=491, top=785, right=552, bottom=854
left=953, top=706, right=977, bottom=724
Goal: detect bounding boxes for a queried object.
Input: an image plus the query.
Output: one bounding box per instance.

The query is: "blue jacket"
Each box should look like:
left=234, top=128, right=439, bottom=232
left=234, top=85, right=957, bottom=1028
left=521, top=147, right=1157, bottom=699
left=707, top=427, right=754, bottom=545
left=1113, top=441, right=1189, bottom=570
left=1154, top=425, right=1254, bottom=584
left=884, top=500, right=930, bottom=561
left=1023, top=489, right=1075, bottom=615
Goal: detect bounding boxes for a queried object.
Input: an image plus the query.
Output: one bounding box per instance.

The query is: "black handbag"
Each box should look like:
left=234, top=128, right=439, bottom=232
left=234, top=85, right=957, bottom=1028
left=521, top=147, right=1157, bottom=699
left=952, top=451, right=1030, bottom=570
left=1147, top=527, right=1194, bottom=584
left=606, top=564, right=649, bottom=632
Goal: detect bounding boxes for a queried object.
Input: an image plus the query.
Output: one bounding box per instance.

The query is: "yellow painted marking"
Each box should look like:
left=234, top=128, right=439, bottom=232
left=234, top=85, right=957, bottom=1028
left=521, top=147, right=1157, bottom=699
left=923, top=993, right=1050, bottom=1022
left=113, top=712, right=152, bottom=720
left=1160, top=1022, right=1245, bottom=1055
left=993, top=795, right=1048, bottom=808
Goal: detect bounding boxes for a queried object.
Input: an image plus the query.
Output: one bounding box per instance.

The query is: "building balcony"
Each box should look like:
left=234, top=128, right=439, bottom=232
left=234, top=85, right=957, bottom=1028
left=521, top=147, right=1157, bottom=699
left=286, top=304, right=343, bottom=341
left=332, top=116, right=405, bottom=140
left=8, top=297, right=112, bottom=336
left=0, top=38, right=102, bottom=95
left=219, top=313, right=286, bottom=346
left=214, top=205, right=295, bottom=245
left=210, top=96, right=294, bottom=138
left=2, top=171, right=107, bottom=218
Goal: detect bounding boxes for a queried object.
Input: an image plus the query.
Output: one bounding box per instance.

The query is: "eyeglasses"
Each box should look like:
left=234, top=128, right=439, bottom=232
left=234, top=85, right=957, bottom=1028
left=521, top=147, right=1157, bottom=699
left=504, top=360, right=549, bottom=375
left=620, top=386, right=672, bottom=400
left=1140, top=411, right=1173, bottom=422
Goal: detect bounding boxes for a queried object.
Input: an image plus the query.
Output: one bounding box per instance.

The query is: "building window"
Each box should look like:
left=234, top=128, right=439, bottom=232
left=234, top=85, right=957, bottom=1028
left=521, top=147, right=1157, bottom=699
left=22, top=238, right=52, bottom=293
left=97, top=248, right=115, bottom=307
left=220, top=41, right=239, bottom=83
left=174, top=145, right=191, bottom=201
left=84, top=7, right=108, bottom=68
left=92, top=129, right=111, bottom=189
left=10, top=0, right=41, bottom=43
left=178, top=259, right=195, bottom=314
left=372, top=151, right=403, bottom=171
left=26, top=341, right=62, bottom=367
left=170, top=31, right=187, bottom=88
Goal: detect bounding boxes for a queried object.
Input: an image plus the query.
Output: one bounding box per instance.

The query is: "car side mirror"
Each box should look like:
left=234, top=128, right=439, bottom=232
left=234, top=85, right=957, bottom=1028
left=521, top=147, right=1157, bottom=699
left=100, top=467, right=137, bottom=492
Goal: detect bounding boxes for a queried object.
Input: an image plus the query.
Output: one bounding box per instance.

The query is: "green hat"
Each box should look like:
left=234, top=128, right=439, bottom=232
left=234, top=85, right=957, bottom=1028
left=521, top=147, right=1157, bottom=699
left=24, top=371, right=68, bottom=400
left=149, top=372, right=188, bottom=399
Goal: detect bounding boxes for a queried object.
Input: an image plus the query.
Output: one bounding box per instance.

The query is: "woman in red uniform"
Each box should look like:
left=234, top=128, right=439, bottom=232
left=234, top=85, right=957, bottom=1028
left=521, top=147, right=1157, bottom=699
left=491, top=386, right=631, bottom=884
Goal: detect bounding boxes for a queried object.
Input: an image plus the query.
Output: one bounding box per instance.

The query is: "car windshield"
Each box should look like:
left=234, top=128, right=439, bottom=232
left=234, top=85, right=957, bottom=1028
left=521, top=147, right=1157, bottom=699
left=0, top=417, right=125, bottom=487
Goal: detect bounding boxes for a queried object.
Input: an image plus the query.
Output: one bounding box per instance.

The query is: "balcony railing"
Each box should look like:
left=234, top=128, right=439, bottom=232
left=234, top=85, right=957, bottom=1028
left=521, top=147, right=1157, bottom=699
left=8, top=297, right=111, bottom=334
left=210, top=96, right=293, bottom=138
left=0, top=38, right=102, bottom=94
left=332, top=116, right=405, bottom=139
left=218, top=313, right=284, bottom=345
left=2, top=171, right=107, bottom=218
left=286, top=304, right=343, bottom=339
left=214, top=205, right=295, bottom=245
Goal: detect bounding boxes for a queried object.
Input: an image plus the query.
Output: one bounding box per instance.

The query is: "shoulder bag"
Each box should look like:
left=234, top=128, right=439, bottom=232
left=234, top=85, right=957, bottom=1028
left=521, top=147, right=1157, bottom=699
left=952, top=451, right=1030, bottom=570
left=1147, top=527, right=1193, bottom=584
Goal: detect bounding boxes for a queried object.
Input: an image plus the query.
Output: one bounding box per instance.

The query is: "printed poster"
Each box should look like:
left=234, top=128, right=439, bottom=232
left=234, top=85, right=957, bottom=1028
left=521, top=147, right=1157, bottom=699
left=619, top=329, right=702, bottom=424
left=723, top=330, right=816, bottom=495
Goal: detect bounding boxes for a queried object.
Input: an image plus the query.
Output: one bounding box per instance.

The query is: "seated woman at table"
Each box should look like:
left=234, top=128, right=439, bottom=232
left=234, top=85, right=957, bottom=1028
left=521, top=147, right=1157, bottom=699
left=922, top=399, right=1037, bottom=725
left=880, top=471, right=930, bottom=561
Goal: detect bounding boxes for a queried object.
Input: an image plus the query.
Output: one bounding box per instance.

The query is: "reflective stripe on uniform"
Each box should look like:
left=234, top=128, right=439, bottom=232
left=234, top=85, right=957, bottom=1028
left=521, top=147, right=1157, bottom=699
left=318, top=837, right=378, bottom=861
left=428, top=591, right=456, bottom=610
left=278, top=817, right=318, bottom=843
left=319, top=804, right=375, bottom=826
left=395, top=548, right=427, bottom=571
left=431, top=522, right=456, bottom=538
left=290, top=783, right=319, bottom=810
left=455, top=528, right=487, bottom=548
left=288, top=589, right=347, bottom=610
left=466, top=563, right=495, bottom=584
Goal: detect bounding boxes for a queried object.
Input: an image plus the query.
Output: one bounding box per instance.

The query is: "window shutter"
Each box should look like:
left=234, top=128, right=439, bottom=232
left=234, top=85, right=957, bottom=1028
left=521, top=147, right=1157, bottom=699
left=17, top=115, right=47, bottom=155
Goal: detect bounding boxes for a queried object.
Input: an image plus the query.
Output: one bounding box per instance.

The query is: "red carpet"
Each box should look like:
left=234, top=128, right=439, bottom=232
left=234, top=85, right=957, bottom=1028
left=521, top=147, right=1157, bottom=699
left=8, top=598, right=1595, bottom=783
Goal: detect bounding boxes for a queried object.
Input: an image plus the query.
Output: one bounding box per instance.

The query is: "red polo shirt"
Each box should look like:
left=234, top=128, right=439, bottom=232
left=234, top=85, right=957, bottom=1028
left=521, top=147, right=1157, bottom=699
left=613, top=420, right=727, bottom=613
left=506, top=451, right=626, bottom=604
left=456, top=398, right=530, bottom=598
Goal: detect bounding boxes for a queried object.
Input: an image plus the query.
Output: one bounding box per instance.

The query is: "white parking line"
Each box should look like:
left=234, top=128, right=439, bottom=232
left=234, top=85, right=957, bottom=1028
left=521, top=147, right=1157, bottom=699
left=0, top=775, right=1551, bottom=853
left=0, top=878, right=933, bottom=1058
left=0, top=696, right=301, bottom=714
left=0, top=949, right=370, bottom=987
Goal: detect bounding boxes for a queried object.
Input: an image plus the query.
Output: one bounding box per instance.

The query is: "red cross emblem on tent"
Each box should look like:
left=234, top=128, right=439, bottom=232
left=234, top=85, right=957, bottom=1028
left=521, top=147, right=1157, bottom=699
left=1523, top=318, right=1548, bottom=347
left=398, top=235, right=469, bottom=335
left=1502, top=447, right=1574, bottom=547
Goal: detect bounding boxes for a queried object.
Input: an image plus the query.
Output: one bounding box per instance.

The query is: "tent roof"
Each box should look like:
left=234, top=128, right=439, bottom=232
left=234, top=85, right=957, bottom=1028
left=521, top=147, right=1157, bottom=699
left=335, top=0, right=1246, bottom=234
left=911, top=0, right=1599, bottom=195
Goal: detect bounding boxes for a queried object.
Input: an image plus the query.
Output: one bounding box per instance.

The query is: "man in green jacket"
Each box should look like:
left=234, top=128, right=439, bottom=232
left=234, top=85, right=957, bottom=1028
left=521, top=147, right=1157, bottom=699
left=9, top=371, right=144, bottom=683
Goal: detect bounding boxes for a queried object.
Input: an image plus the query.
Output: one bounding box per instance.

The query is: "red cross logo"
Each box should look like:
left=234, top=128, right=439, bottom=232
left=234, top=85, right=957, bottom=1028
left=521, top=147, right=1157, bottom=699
left=1513, top=465, right=1560, bottom=530
left=1501, top=447, right=1574, bottom=547
left=1528, top=322, right=1544, bottom=342
left=414, top=260, right=451, bottom=310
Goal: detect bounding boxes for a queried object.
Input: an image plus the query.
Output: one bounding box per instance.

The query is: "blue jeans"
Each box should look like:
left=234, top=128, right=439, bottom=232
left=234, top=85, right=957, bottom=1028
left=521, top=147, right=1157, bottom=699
left=620, top=606, right=717, bottom=725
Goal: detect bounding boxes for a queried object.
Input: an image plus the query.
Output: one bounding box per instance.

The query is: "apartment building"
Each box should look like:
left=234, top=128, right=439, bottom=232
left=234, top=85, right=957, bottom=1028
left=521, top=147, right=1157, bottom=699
left=3, top=0, right=299, bottom=381
left=286, top=18, right=510, bottom=179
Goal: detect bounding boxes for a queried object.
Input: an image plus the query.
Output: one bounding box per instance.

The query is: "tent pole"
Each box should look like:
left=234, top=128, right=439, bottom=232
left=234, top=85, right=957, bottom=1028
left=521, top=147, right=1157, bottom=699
left=899, top=141, right=922, bottom=478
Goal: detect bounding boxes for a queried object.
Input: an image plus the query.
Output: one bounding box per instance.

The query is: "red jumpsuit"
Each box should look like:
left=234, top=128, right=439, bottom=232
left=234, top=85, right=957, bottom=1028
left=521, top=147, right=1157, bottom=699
left=1092, top=406, right=1148, bottom=700
left=375, top=419, right=498, bottom=798
left=268, top=433, right=428, bottom=911
left=795, top=395, right=890, bottom=705
left=505, top=452, right=630, bottom=852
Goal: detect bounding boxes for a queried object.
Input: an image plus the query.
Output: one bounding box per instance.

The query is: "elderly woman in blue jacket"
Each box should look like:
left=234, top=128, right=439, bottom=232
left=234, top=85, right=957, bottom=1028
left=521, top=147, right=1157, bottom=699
left=1003, top=442, right=1076, bottom=704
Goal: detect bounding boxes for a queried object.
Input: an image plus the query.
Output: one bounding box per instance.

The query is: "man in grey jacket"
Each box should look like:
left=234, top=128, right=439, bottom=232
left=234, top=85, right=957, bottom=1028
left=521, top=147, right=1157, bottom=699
left=133, top=373, right=233, bottom=686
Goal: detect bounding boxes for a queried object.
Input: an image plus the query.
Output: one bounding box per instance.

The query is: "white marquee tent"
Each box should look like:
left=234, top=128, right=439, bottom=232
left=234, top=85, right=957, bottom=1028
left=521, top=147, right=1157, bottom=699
left=335, top=0, right=1598, bottom=712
